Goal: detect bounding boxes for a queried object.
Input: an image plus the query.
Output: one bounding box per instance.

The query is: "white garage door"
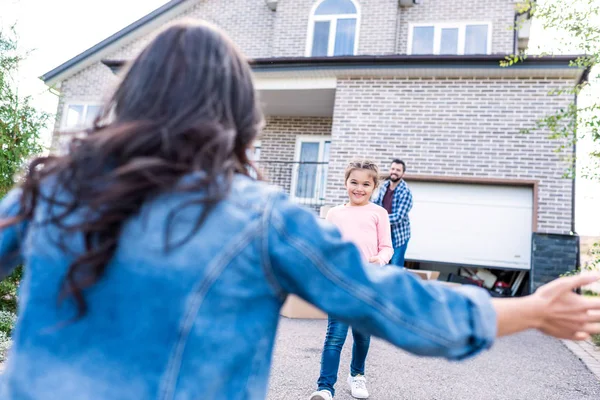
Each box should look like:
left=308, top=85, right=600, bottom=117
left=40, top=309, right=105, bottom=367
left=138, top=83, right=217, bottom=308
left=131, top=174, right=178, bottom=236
left=405, top=182, right=533, bottom=270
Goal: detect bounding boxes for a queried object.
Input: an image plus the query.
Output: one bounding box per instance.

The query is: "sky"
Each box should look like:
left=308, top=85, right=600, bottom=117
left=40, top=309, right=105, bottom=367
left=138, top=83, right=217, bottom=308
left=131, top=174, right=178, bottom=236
left=2, top=0, right=600, bottom=235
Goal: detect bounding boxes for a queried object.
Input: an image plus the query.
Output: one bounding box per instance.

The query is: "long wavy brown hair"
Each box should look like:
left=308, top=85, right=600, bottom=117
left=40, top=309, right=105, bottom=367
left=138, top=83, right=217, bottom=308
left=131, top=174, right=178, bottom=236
left=2, top=20, right=264, bottom=317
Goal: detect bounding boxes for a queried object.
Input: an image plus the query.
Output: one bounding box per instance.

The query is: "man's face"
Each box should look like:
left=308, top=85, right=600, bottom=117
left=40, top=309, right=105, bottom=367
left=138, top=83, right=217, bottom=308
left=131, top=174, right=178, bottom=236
left=389, top=162, right=405, bottom=182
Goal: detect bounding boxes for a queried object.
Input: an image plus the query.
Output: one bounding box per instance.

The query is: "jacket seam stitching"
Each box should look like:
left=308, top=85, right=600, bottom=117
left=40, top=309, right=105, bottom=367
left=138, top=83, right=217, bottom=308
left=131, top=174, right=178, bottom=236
left=272, top=213, right=452, bottom=348
left=261, top=194, right=287, bottom=302
left=157, top=220, right=261, bottom=400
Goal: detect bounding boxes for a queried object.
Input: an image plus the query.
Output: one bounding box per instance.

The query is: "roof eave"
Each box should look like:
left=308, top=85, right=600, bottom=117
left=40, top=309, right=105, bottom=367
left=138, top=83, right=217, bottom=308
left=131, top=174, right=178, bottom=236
left=101, top=54, right=592, bottom=81
left=40, top=0, right=190, bottom=87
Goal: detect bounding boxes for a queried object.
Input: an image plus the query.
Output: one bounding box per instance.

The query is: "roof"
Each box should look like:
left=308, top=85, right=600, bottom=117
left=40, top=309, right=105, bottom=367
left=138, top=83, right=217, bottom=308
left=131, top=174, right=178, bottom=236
left=102, top=54, right=592, bottom=83
left=40, top=0, right=192, bottom=87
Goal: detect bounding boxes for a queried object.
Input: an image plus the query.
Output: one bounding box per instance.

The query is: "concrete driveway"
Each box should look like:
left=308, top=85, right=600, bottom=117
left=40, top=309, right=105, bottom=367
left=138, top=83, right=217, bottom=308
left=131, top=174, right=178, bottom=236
left=268, top=318, right=600, bottom=400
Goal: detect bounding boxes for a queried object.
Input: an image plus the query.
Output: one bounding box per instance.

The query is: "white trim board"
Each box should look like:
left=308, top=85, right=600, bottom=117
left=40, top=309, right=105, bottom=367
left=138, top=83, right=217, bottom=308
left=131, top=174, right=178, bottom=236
left=254, top=77, right=337, bottom=91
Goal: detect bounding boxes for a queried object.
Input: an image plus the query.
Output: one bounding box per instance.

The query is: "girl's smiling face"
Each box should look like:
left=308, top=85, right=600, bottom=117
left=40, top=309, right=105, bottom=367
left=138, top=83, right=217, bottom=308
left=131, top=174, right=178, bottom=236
left=345, top=169, right=376, bottom=206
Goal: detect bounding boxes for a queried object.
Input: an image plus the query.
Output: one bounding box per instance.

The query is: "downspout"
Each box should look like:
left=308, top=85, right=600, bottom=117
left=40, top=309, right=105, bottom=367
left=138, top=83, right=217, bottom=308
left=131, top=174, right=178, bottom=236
left=572, top=66, right=591, bottom=236
left=512, top=12, right=519, bottom=54
left=573, top=91, right=580, bottom=276
left=572, top=92, right=578, bottom=236
left=513, top=8, right=531, bottom=55
left=572, top=66, right=592, bottom=273
left=395, top=4, right=401, bottom=54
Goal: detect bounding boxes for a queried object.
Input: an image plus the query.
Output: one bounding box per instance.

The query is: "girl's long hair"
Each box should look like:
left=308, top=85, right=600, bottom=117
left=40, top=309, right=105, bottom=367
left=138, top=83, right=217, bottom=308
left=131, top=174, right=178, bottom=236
left=1, top=20, right=264, bottom=317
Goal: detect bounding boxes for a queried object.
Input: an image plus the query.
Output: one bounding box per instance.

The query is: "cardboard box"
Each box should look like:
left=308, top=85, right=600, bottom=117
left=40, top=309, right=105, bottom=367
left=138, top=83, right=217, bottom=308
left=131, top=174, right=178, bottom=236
left=280, top=295, right=327, bottom=319
left=440, top=281, right=462, bottom=288
left=406, top=269, right=440, bottom=281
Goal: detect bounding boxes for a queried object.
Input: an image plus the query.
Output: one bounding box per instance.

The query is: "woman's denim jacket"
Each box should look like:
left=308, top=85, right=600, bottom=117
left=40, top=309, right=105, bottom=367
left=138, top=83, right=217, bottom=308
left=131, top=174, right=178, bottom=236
left=0, top=175, right=496, bottom=399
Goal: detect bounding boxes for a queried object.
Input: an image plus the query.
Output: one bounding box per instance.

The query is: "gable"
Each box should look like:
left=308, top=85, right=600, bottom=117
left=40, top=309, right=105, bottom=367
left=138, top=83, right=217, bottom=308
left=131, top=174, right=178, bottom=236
left=40, top=0, right=194, bottom=88
left=41, top=0, right=278, bottom=89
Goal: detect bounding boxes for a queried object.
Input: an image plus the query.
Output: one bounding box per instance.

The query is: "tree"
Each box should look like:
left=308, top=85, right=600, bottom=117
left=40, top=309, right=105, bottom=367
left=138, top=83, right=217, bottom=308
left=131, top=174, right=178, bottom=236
left=1, top=26, right=48, bottom=196
left=508, top=1, right=600, bottom=296
left=0, top=26, right=48, bottom=346
left=503, top=0, right=600, bottom=180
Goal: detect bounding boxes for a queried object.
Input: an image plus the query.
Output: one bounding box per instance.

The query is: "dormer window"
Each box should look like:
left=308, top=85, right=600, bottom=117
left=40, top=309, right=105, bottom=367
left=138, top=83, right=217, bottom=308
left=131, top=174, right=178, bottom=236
left=307, top=0, right=360, bottom=57
left=408, top=23, right=491, bottom=55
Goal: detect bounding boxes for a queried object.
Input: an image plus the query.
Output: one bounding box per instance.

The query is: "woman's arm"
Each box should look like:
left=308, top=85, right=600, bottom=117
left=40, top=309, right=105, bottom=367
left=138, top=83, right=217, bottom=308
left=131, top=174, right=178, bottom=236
left=266, top=193, right=600, bottom=361
left=0, top=189, right=26, bottom=279
left=267, top=193, right=496, bottom=360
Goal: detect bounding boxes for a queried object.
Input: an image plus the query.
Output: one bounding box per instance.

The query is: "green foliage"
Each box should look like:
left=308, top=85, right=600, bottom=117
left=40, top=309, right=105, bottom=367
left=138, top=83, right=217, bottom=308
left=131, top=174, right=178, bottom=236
left=0, top=25, right=49, bottom=355
left=506, top=0, right=600, bottom=180
left=1, top=26, right=49, bottom=195
left=0, top=331, right=11, bottom=361
left=583, top=290, right=600, bottom=346
left=0, top=311, right=16, bottom=335
left=0, top=266, right=22, bottom=314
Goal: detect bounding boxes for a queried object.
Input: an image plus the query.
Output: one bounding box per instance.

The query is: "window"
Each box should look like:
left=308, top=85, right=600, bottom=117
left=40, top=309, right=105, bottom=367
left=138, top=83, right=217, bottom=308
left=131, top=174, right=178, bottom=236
left=251, top=140, right=261, bottom=162
left=307, top=0, right=360, bottom=57
left=408, top=23, right=491, bottom=55
left=246, top=140, right=261, bottom=179
left=61, top=103, right=102, bottom=130
left=292, top=136, right=331, bottom=202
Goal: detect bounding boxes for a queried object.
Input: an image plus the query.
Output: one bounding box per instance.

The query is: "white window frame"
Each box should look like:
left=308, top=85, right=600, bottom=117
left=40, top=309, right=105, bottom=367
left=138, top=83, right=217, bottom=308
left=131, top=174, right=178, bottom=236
left=305, top=0, right=361, bottom=57
left=252, top=140, right=261, bottom=162
left=291, top=135, right=332, bottom=204
left=407, top=22, right=492, bottom=55
left=60, top=101, right=103, bottom=131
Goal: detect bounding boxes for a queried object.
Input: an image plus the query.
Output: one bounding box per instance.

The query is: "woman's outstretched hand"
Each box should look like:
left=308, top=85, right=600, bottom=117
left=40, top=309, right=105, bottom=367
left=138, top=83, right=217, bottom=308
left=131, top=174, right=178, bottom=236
left=532, top=274, right=600, bottom=340
left=493, top=274, right=600, bottom=340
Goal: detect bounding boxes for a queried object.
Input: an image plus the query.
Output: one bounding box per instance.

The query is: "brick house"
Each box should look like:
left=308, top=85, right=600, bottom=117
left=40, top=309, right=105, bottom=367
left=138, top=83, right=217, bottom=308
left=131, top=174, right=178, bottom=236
left=41, top=0, right=591, bottom=293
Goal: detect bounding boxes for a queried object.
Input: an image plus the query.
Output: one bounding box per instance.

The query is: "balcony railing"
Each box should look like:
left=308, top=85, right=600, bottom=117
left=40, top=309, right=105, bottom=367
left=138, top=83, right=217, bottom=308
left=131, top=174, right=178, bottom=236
left=255, top=161, right=330, bottom=212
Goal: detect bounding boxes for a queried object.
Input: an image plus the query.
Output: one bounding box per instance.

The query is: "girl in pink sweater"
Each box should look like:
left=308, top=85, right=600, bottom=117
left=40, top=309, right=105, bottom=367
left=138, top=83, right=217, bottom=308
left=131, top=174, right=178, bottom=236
left=310, top=160, right=393, bottom=400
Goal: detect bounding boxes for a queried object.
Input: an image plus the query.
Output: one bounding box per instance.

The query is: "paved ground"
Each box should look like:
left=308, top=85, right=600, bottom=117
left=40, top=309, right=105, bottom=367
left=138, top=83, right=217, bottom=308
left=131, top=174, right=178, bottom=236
left=563, top=339, right=600, bottom=380
left=268, top=318, right=600, bottom=400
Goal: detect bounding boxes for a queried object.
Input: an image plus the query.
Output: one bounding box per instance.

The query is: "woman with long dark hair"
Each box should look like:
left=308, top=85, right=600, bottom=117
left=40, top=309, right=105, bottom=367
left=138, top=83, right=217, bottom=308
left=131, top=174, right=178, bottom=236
left=0, top=20, right=599, bottom=400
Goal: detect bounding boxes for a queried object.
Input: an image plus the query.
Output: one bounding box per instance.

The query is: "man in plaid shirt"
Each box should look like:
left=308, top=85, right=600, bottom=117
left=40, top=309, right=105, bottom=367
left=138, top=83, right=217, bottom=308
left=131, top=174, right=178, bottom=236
left=372, top=159, right=413, bottom=267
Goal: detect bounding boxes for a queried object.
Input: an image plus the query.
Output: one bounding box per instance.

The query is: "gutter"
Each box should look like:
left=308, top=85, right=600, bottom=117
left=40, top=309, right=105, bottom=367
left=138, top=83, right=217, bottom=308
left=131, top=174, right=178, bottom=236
left=103, top=54, right=589, bottom=73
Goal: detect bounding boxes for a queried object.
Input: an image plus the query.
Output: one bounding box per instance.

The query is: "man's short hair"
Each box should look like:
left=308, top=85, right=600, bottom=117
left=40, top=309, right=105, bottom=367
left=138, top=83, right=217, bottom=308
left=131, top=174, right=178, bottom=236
left=391, top=159, right=406, bottom=172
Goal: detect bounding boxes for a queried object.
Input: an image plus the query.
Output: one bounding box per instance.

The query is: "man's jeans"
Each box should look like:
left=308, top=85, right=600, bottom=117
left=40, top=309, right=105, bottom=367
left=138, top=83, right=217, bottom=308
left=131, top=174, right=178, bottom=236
left=317, top=317, right=371, bottom=396
left=391, top=241, right=409, bottom=267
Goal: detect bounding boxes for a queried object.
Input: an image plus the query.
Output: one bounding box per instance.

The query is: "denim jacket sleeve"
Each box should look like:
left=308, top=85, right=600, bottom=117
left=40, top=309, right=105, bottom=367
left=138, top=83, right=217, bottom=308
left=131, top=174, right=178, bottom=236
left=0, top=188, right=26, bottom=279
left=267, top=193, right=497, bottom=361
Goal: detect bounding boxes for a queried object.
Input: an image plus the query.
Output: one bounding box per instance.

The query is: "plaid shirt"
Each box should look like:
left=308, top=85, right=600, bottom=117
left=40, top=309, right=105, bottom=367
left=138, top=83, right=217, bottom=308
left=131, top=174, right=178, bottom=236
left=372, top=179, right=413, bottom=248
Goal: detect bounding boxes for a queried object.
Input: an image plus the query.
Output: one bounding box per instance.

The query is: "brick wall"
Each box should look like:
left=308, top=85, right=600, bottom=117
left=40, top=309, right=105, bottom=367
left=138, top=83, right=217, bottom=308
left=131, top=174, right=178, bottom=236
left=112, top=0, right=275, bottom=60
left=397, top=0, right=516, bottom=54
left=52, top=0, right=520, bottom=145
left=258, top=116, right=332, bottom=194
left=327, top=77, right=574, bottom=234
left=358, top=0, right=398, bottom=55
left=52, top=0, right=275, bottom=149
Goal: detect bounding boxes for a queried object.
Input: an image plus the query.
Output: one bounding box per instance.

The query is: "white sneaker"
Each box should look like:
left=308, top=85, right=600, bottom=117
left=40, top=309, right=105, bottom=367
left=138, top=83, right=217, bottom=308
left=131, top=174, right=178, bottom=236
left=347, top=374, right=369, bottom=399
left=309, top=390, right=333, bottom=400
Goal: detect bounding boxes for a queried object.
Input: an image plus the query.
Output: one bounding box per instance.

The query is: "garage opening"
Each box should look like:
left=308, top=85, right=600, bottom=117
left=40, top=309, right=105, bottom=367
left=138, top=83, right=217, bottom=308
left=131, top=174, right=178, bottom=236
left=404, top=180, right=535, bottom=296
